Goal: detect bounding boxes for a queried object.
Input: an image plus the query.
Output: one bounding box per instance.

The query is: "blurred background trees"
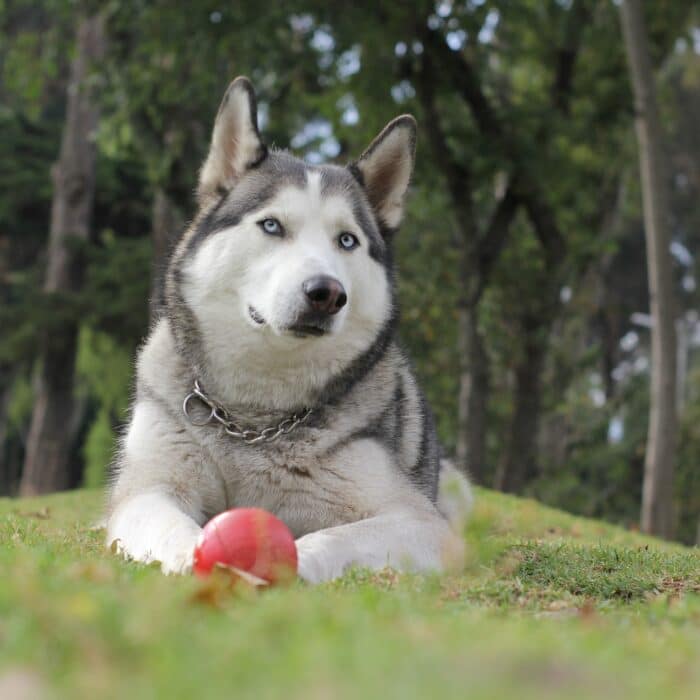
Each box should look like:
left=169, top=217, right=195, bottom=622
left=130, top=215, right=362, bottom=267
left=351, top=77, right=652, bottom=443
left=1, top=0, right=698, bottom=543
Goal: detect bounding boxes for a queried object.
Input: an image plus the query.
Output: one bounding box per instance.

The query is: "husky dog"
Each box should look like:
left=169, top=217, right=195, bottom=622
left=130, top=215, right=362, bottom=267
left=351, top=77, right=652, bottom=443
left=107, top=77, right=472, bottom=582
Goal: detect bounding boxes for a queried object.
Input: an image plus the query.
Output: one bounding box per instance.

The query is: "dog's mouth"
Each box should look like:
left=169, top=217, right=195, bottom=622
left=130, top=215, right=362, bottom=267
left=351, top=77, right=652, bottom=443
left=248, top=305, right=266, bottom=325
left=287, top=324, right=327, bottom=338
left=249, top=305, right=329, bottom=338
left=286, top=310, right=334, bottom=338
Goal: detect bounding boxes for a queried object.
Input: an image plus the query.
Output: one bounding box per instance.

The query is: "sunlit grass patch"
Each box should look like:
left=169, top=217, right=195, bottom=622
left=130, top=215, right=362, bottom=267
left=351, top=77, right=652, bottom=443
left=514, top=541, right=700, bottom=600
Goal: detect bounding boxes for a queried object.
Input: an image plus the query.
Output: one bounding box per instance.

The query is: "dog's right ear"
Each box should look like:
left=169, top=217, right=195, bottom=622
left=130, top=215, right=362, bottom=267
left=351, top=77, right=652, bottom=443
left=351, top=115, right=416, bottom=231
left=197, top=77, right=267, bottom=205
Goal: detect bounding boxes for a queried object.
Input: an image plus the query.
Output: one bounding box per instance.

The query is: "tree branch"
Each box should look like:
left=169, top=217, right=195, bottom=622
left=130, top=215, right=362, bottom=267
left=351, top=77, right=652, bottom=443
left=414, top=50, right=474, bottom=219
left=551, top=0, right=591, bottom=114
left=421, top=24, right=565, bottom=268
left=421, top=1, right=590, bottom=269
left=416, top=2, right=588, bottom=298
left=521, top=190, right=566, bottom=271
left=474, top=180, right=521, bottom=300
left=415, top=35, right=522, bottom=303
left=420, top=27, right=505, bottom=144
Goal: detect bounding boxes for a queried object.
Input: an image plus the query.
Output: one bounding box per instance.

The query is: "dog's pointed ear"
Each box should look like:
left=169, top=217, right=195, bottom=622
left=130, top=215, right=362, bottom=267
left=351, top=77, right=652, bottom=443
left=197, top=77, right=267, bottom=204
left=351, top=115, right=416, bottom=230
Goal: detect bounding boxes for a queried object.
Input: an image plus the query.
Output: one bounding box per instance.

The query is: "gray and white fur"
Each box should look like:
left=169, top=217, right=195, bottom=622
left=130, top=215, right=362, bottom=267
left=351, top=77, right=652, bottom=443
left=107, top=77, right=472, bottom=582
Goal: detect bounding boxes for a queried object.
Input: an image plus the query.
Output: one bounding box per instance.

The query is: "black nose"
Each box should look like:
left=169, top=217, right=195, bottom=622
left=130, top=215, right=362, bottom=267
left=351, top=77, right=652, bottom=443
left=302, top=275, right=347, bottom=315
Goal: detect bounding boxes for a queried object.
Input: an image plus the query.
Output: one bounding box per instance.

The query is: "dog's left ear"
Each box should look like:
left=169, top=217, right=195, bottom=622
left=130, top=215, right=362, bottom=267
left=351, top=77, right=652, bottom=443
left=352, top=115, right=416, bottom=230
left=197, top=76, right=267, bottom=204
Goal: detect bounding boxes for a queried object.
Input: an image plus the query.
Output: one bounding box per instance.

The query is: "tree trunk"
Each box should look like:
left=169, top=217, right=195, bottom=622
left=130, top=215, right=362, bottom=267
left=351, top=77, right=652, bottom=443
left=455, top=304, right=489, bottom=483
left=415, top=50, right=519, bottom=486
left=494, top=322, right=547, bottom=493
left=0, top=377, right=17, bottom=495
left=19, top=15, right=106, bottom=496
left=594, top=179, right=627, bottom=401
left=620, top=0, right=678, bottom=538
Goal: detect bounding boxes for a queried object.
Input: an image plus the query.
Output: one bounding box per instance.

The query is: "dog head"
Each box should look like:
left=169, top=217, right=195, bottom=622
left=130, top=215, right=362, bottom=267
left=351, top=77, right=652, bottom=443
left=166, top=77, right=416, bottom=408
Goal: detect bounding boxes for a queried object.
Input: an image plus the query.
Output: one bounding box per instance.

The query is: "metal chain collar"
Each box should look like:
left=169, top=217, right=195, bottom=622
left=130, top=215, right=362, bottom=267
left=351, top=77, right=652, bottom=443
left=182, top=380, right=313, bottom=445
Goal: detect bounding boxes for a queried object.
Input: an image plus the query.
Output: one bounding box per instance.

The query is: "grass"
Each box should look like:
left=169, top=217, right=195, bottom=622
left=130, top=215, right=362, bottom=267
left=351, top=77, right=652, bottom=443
left=0, top=488, right=698, bottom=699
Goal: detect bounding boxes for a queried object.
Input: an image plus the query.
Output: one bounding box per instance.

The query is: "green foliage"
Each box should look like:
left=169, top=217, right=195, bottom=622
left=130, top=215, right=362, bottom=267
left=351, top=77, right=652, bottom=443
left=0, top=0, right=72, bottom=119
left=81, top=410, right=114, bottom=488
left=6, top=374, right=32, bottom=434
left=397, top=184, right=461, bottom=446
left=529, top=372, right=648, bottom=527
left=81, top=233, right=151, bottom=343
left=76, top=328, right=133, bottom=487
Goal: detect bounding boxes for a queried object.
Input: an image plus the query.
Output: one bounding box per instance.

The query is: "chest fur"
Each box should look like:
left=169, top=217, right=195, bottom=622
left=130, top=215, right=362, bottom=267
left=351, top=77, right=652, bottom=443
left=198, top=429, right=379, bottom=537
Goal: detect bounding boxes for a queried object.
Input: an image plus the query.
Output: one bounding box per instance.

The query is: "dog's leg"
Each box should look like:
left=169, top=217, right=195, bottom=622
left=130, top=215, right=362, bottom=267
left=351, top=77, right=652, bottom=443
left=107, top=491, right=203, bottom=574
left=106, top=399, right=223, bottom=574
left=295, top=508, right=464, bottom=583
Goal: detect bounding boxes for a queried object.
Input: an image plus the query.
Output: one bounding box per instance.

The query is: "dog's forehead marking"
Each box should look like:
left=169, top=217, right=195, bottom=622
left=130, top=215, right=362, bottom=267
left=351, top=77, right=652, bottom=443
left=266, top=170, right=357, bottom=231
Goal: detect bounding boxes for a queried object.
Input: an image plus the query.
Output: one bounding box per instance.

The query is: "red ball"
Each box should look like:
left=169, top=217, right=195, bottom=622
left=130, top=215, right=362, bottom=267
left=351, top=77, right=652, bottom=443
left=193, top=508, right=298, bottom=584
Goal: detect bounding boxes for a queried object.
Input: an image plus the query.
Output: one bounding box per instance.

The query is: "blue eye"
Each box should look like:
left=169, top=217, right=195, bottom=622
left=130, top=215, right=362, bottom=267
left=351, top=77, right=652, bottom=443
left=259, top=218, right=284, bottom=236
left=338, top=232, right=359, bottom=250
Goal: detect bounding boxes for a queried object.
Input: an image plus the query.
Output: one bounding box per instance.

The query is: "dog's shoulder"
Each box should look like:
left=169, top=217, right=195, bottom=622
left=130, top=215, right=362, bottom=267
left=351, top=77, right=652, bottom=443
left=134, top=318, right=188, bottom=405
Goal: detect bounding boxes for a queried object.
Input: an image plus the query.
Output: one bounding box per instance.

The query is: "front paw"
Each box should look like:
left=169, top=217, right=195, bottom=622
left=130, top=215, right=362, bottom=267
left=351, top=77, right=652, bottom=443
left=150, top=524, right=201, bottom=575
left=109, top=522, right=201, bottom=576
left=157, top=536, right=196, bottom=575
left=295, top=532, right=344, bottom=584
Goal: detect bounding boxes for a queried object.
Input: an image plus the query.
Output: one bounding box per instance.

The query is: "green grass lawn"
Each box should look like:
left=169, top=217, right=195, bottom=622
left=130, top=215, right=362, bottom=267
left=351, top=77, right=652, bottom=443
left=1, top=488, right=698, bottom=700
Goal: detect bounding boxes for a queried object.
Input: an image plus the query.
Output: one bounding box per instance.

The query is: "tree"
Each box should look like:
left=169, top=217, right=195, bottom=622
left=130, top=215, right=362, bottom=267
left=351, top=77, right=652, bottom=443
left=620, top=0, right=678, bottom=538
left=413, top=44, right=518, bottom=484
left=19, top=14, right=106, bottom=495
left=414, top=2, right=589, bottom=488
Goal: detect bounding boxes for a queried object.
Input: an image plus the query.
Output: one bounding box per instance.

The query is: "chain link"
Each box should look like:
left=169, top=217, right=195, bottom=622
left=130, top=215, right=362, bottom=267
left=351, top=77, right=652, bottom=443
left=183, top=380, right=312, bottom=444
